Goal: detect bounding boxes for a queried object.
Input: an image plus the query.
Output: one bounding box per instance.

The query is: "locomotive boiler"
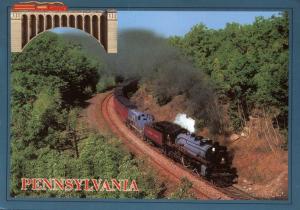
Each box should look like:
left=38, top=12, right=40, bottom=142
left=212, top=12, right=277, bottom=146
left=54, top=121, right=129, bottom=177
left=175, top=133, right=230, bottom=165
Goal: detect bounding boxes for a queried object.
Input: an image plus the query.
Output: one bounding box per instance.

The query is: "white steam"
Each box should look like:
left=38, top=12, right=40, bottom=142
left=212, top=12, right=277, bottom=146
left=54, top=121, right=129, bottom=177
left=174, top=113, right=195, bottom=133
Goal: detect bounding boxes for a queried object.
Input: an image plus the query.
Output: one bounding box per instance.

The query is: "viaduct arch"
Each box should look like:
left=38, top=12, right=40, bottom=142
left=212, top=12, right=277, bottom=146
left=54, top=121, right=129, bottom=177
left=11, top=10, right=117, bottom=53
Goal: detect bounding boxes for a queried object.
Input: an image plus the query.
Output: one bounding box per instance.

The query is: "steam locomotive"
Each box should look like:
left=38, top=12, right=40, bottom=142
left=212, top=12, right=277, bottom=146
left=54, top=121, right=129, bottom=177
left=113, top=79, right=238, bottom=186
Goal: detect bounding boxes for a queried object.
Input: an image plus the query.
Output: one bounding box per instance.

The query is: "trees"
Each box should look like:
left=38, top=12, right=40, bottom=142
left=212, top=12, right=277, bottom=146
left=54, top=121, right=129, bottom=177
left=169, top=13, right=289, bottom=133
left=10, top=32, right=102, bottom=196
left=10, top=32, right=164, bottom=198
left=12, top=32, right=100, bottom=105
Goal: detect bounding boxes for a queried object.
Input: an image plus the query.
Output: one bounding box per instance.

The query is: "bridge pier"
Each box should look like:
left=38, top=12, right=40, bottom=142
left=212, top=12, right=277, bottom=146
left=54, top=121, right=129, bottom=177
left=11, top=12, right=22, bottom=52
left=11, top=10, right=117, bottom=53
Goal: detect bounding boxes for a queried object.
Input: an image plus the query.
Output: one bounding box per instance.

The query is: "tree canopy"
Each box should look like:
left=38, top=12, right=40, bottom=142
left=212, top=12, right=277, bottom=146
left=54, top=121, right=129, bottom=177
left=10, top=32, right=165, bottom=198
left=169, top=13, right=289, bottom=132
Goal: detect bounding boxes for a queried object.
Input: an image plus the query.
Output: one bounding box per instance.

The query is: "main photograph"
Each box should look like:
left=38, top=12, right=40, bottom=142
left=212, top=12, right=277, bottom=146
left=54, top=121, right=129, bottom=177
left=10, top=2, right=289, bottom=200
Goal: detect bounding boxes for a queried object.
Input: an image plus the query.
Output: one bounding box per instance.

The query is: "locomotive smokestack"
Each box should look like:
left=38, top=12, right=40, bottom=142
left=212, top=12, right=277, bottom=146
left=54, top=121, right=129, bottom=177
left=174, top=113, right=195, bottom=133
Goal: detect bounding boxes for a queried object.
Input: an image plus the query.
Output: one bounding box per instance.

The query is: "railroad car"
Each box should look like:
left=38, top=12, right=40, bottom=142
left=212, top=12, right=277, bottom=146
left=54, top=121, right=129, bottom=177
left=12, top=1, right=68, bottom=12
left=113, top=79, right=238, bottom=186
left=113, top=79, right=138, bottom=122
left=127, top=109, right=154, bottom=135
left=144, top=121, right=186, bottom=150
left=113, top=94, right=136, bottom=122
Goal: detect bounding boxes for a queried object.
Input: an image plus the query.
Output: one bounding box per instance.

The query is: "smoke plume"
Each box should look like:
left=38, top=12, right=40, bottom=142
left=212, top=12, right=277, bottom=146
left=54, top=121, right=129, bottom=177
left=174, top=113, right=196, bottom=133
left=100, top=29, right=223, bottom=133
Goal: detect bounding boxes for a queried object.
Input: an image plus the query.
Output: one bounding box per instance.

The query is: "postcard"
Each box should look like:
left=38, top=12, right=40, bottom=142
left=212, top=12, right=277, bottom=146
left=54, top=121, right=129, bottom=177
left=2, top=1, right=300, bottom=210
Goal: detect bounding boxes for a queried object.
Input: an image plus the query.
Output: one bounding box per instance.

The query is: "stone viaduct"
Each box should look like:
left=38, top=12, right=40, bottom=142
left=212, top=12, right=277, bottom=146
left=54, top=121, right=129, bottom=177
left=11, top=10, right=117, bottom=53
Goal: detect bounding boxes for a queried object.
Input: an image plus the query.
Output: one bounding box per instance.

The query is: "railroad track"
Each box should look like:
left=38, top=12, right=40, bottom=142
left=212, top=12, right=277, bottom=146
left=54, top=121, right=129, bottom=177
left=173, top=157, right=256, bottom=200
left=218, top=186, right=257, bottom=200
left=101, top=92, right=255, bottom=200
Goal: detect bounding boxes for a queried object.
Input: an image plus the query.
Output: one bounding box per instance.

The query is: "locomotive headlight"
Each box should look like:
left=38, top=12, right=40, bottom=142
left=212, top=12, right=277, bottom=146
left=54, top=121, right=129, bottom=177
left=221, top=157, right=225, bottom=163
left=212, top=147, right=215, bottom=152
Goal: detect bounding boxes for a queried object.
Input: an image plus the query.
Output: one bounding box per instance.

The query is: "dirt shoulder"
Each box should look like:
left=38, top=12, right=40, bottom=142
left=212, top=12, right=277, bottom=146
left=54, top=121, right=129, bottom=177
left=81, top=92, right=112, bottom=134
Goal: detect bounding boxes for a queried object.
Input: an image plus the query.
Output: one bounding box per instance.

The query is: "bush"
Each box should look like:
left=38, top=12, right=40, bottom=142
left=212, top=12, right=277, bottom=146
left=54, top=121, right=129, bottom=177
left=96, top=75, right=116, bottom=93
left=169, top=177, right=195, bottom=199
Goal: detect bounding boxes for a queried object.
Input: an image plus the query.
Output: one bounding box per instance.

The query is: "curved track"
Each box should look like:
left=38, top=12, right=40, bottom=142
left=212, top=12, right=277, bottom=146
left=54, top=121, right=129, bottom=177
left=219, top=186, right=257, bottom=200
left=101, top=92, right=255, bottom=200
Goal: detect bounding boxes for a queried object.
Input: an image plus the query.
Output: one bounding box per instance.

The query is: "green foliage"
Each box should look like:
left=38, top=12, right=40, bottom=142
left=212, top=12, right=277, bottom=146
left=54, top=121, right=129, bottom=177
left=280, top=128, right=288, bottom=150
left=96, top=75, right=116, bottom=92
left=11, top=133, right=163, bottom=198
left=10, top=32, right=164, bottom=199
left=11, top=32, right=102, bottom=149
left=169, top=12, right=289, bottom=132
left=195, top=118, right=205, bottom=130
left=12, top=32, right=100, bottom=105
left=169, top=177, right=195, bottom=199
left=228, top=103, right=244, bottom=131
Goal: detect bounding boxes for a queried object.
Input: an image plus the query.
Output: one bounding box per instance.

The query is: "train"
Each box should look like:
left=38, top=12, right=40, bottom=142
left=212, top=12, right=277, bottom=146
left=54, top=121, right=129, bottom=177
left=113, top=79, right=238, bottom=186
left=12, top=1, right=68, bottom=12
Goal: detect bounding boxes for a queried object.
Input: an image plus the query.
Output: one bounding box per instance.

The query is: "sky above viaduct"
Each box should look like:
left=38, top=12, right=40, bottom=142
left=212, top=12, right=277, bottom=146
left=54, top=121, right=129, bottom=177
left=118, top=11, right=280, bottom=37
left=53, top=10, right=280, bottom=37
